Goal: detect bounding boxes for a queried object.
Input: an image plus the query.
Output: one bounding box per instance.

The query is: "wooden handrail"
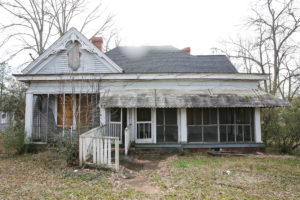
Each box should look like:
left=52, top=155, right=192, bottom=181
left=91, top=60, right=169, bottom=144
left=79, top=126, right=119, bottom=171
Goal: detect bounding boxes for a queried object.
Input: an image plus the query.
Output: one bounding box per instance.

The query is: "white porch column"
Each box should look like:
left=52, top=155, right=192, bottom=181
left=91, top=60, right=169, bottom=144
left=151, top=108, right=156, bottom=144
left=180, top=108, right=187, bottom=143
left=131, top=108, right=136, bottom=142
left=72, top=94, right=77, bottom=131
left=25, top=93, right=33, bottom=143
left=100, top=107, right=106, bottom=126
left=254, top=107, right=262, bottom=143
left=127, top=108, right=134, bottom=142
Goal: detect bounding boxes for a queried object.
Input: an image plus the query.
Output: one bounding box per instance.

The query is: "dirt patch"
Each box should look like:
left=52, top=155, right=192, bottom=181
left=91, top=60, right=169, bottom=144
left=113, top=153, right=174, bottom=194
left=122, top=176, right=161, bottom=194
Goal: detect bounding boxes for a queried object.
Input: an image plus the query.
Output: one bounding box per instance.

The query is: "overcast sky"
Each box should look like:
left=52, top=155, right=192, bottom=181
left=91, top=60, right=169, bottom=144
left=2, top=0, right=259, bottom=72
left=102, top=0, right=253, bottom=55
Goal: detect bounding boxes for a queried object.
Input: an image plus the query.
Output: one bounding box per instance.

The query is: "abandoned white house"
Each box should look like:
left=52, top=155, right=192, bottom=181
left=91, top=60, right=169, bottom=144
left=14, top=28, right=289, bottom=152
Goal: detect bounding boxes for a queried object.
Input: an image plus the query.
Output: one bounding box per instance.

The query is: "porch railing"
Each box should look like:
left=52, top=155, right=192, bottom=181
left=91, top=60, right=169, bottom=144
left=79, top=126, right=119, bottom=171
left=108, top=122, right=122, bottom=143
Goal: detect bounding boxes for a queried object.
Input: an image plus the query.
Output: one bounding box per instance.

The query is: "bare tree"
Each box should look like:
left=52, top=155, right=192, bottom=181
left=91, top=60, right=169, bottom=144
left=0, top=62, right=10, bottom=98
left=47, top=0, right=115, bottom=38
left=214, top=0, right=300, bottom=101
left=0, top=0, right=119, bottom=64
left=0, top=0, right=53, bottom=57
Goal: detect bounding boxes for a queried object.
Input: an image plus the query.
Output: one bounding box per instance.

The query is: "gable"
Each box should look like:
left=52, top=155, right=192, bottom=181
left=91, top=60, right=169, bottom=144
left=32, top=43, right=114, bottom=74
left=23, top=28, right=123, bottom=74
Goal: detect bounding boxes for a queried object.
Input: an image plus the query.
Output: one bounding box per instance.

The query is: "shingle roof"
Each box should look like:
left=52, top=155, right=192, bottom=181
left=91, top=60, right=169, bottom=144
left=105, top=46, right=238, bottom=73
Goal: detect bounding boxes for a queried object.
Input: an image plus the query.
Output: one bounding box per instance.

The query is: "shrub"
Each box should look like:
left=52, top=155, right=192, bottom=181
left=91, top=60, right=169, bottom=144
left=56, top=132, right=79, bottom=166
left=1, top=122, right=25, bottom=155
left=262, top=98, right=300, bottom=154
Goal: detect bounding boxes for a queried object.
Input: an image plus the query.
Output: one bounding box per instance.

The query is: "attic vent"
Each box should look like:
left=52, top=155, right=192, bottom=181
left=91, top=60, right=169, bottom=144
left=67, top=41, right=81, bottom=71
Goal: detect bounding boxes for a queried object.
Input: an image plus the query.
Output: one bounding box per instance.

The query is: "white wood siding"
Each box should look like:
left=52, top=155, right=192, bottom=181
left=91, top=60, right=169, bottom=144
left=27, top=79, right=258, bottom=94
left=35, top=49, right=114, bottom=74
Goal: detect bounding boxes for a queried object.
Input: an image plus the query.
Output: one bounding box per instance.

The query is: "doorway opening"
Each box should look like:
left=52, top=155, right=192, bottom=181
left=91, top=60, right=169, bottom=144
left=156, top=108, right=178, bottom=143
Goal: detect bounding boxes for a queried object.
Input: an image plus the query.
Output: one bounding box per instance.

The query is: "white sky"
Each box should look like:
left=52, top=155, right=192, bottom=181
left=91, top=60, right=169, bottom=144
left=102, top=0, right=253, bottom=55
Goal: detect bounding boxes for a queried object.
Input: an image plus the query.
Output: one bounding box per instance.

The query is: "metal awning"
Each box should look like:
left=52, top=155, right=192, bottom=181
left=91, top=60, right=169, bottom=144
left=100, top=89, right=290, bottom=108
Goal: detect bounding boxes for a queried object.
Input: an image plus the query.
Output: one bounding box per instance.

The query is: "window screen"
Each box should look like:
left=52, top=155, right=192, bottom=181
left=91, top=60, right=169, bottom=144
left=137, top=108, right=151, bottom=121
left=110, top=108, right=121, bottom=122
left=187, top=108, right=253, bottom=143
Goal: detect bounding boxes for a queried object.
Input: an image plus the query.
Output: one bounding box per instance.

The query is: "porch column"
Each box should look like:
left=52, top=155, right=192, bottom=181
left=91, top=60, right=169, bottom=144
left=180, top=108, right=187, bottom=143
left=151, top=108, right=156, bottom=144
left=72, top=94, right=77, bottom=132
left=25, top=93, right=33, bottom=143
left=100, top=107, right=106, bottom=126
left=254, top=107, right=262, bottom=143
left=127, top=108, right=135, bottom=142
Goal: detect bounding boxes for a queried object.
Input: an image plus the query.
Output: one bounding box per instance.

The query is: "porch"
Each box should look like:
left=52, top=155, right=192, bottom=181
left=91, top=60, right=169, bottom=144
left=104, top=107, right=264, bottom=147
left=23, top=88, right=278, bottom=147
left=24, top=86, right=291, bottom=151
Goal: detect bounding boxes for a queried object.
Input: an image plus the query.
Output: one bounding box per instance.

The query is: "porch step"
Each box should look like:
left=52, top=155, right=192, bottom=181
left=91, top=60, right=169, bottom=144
left=135, top=144, right=182, bottom=148
left=134, top=144, right=183, bottom=153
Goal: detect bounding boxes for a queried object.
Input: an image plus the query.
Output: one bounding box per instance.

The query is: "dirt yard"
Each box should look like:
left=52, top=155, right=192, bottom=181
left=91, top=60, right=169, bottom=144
left=0, top=151, right=299, bottom=199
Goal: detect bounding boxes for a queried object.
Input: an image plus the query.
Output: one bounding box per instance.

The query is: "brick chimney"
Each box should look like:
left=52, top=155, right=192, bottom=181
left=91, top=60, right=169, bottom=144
left=182, top=47, right=191, bottom=54
left=91, top=37, right=103, bottom=51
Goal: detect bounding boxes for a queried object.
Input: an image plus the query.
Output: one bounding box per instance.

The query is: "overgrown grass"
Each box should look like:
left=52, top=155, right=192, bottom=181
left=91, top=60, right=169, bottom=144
left=0, top=133, right=4, bottom=153
left=168, top=153, right=300, bottom=199
left=0, top=151, right=299, bottom=199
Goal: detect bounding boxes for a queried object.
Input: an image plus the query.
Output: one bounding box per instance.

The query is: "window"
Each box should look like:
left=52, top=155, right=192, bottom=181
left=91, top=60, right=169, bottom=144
left=137, top=108, right=151, bottom=121
left=187, top=108, right=218, bottom=142
left=157, top=108, right=178, bottom=143
left=187, top=108, right=203, bottom=142
left=236, top=108, right=253, bottom=142
left=110, top=108, right=121, bottom=122
left=219, top=108, right=235, bottom=142
left=136, top=108, right=152, bottom=139
left=187, top=108, right=254, bottom=143
left=203, top=108, right=218, bottom=142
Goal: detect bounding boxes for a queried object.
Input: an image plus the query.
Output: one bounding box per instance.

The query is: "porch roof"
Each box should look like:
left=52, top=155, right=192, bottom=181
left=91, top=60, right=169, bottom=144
left=100, top=89, right=290, bottom=108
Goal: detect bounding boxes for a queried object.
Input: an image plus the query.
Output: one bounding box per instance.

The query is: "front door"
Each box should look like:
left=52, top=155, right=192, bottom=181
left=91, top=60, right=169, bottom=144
left=156, top=108, right=178, bottom=143
left=135, top=108, right=153, bottom=143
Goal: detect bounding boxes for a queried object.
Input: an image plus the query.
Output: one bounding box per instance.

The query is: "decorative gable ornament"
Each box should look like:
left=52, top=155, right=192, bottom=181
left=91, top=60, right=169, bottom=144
left=67, top=42, right=81, bottom=71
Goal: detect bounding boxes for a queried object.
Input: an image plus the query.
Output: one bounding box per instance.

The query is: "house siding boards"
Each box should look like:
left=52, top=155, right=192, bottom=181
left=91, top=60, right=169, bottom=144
left=34, top=48, right=114, bottom=74
left=26, top=79, right=259, bottom=94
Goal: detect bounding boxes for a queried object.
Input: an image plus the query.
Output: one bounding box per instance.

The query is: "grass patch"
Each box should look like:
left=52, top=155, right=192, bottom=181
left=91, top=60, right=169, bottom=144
left=0, top=151, right=299, bottom=199
left=169, top=153, right=300, bottom=199
left=62, top=170, right=109, bottom=181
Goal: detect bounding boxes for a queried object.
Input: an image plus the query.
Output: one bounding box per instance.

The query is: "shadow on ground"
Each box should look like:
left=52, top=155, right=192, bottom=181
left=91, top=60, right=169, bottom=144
left=119, top=153, right=173, bottom=171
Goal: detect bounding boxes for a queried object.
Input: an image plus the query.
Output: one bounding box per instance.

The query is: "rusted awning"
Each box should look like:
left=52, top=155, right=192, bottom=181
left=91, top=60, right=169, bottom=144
left=100, top=89, right=290, bottom=108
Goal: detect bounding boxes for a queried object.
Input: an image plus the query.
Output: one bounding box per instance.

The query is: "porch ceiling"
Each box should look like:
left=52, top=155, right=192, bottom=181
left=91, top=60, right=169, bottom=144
left=100, top=89, right=290, bottom=108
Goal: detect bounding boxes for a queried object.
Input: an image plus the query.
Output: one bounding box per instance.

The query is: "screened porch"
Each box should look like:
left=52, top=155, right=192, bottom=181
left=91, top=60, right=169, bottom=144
left=106, top=107, right=259, bottom=145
